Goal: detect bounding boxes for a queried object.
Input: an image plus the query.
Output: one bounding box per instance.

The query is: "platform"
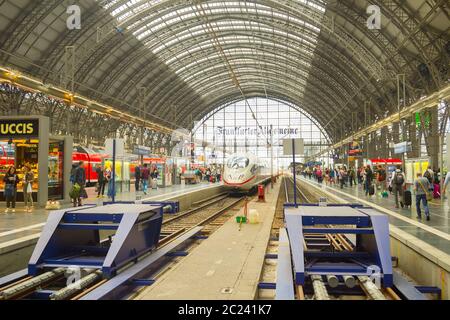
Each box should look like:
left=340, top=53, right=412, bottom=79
left=300, top=177, right=450, bottom=256
left=0, top=182, right=223, bottom=276
left=135, top=183, right=281, bottom=300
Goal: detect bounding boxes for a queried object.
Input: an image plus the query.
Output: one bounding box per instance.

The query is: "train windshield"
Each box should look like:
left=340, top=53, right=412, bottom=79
left=227, top=156, right=250, bottom=169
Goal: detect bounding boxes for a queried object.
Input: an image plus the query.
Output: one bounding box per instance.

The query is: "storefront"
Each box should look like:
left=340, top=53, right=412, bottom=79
left=0, top=116, right=73, bottom=207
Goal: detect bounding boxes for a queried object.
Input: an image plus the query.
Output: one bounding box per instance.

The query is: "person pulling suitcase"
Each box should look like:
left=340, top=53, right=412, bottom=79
left=391, top=167, right=406, bottom=208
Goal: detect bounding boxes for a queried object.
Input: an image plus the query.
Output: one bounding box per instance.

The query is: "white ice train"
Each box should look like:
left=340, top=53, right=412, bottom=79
left=223, top=153, right=272, bottom=192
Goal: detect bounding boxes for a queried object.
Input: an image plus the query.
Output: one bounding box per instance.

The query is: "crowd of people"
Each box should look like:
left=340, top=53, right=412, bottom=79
left=134, top=163, right=160, bottom=195
left=194, top=165, right=222, bottom=184
left=302, top=164, right=443, bottom=221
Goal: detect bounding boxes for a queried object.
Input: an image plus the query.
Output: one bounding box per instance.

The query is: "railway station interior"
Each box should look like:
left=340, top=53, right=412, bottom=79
left=0, top=0, right=449, bottom=310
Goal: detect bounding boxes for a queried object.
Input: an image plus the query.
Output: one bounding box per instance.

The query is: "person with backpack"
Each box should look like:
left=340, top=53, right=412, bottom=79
left=73, top=161, right=86, bottom=207
left=141, top=164, right=150, bottom=194
left=414, top=172, right=431, bottom=221
left=391, top=167, right=406, bottom=208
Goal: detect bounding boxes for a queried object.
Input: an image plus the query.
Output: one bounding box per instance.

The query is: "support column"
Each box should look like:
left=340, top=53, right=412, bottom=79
left=408, top=115, right=419, bottom=158
left=429, top=106, right=440, bottom=170
left=380, top=127, right=389, bottom=158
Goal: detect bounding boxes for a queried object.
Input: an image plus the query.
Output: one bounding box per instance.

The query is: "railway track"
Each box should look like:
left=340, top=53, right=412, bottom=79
left=0, top=193, right=245, bottom=300
left=259, top=176, right=394, bottom=300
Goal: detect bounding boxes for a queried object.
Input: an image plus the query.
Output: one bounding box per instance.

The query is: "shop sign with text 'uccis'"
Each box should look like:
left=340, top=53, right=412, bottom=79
left=0, top=119, right=39, bottom=137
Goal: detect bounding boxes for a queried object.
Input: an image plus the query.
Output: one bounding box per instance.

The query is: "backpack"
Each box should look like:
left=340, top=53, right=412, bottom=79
left=394, top=172, right=404, bottom=185
left=378, top=170, right=386, bottom=181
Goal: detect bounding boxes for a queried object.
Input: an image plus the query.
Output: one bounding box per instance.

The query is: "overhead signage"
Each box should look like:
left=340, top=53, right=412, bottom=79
left=393, top=141, right=412, bottom=154
left=348, top=141, right=362, bottom=156
left=216, top=126, right=299, bottom=136
left=133, top=145, right=151, bottom=156
left=105, top=138, right=125, bottom=157
left=0, top=119, right=39, bottom=137
left=283, top=138, right=304, bottom=155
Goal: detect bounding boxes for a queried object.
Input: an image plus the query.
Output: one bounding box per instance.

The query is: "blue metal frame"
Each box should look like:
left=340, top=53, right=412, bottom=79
left=103, top=201, right=179, bottom=214
left=28, top=204, right=163, bottom=278
left=285, top=204, right=393, bottom=287
left=80, top=226, right=203, bottom=300
left=393, top=270, right=429, bottom=300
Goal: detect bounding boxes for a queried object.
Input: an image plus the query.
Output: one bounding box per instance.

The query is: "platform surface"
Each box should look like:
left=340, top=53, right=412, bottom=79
left=0, top=182, right=220, bottom=247
left=288, top=205, right=367, bottom=217
left=135, top=183, right=281, bottom=300
left=300, top=177, right=450, bottom=255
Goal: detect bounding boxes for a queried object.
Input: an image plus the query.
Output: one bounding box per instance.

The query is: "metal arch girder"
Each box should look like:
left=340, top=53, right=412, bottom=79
left=125, top=5, right=379, bottom=91
left=149, top=43, right=368, bottom=119
left=376, top=0, right=443, bottom=89
left=181, top=82, right=344, bottom=135
left=177, top=74, right=340, bottom=122
left=1, top=0, right=60, bottom=60
left=149, top=43, right=368, bottom=120
left=141, top=31, right=382, bottom=117
left=61, top=1, right=376, bottom=119
left=170, top=48, right=359, bottom=107
left=111, top=0, right=387, bottom=80
left=173, top=65, right=353, bottom=119
left=327, top=1, right=407, bottom=72
left=192, top=93, right=332, bottom=142
left=34, top=5, right=115, bottom=79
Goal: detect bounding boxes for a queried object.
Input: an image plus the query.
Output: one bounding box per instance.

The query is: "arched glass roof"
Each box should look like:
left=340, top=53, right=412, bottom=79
left=0, top=0, right=447, bottom=142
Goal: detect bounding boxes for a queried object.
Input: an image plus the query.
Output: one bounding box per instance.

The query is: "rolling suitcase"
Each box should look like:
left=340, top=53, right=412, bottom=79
left=403, top=190, right=412, bottom=208
left=369, top=184, right=375, bottom=196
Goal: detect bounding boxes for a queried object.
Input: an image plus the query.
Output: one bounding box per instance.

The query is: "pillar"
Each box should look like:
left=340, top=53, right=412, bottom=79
left=428, top=106, right=439, bottom=170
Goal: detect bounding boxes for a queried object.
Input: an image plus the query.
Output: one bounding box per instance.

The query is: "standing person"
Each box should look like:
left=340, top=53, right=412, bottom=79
left=216, top=166, right=221, bottom=183
left=134, top=164, right=141, bottom=193
left=96, top=164, right=106, bottom=198
left=151, top=167, right=159, bottom=190
left=329, top=168, right=335, bottom=185
left=348, top=167, right=356, bottom=187
left=205, top=167, right=211, bottom=183
left=339, top=167, right=347, bottom=189
left=365, top=165, right=374, bottom=196
left=141, top=164, right=150, bottom=194
left=3, top=166, right=19, bottom=213
left=424, top=166, right=434, bottom=184
left=391, top=166, right=406, bottom=208
left=316, top=167, right=323, bottom=184
left=22, top=165, right=34, bottom=212
left=105, top=166, right=114, bottom=199
left=442, top=171, right=450, bottom=207
left=325, top=168, right=330, bottom=185
left=377, top=165, right=387, bottom=193
left=414, top=172, right=431, bottom=221
left=73, top=161, right=86, bottom=207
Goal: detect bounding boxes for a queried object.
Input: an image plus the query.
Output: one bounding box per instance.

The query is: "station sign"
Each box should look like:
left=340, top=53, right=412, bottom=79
left=133, top=145, right=151, bottom=156
left=393, top=141, right=412, bottom=154
left=0, top=119, right=39, bottom=137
